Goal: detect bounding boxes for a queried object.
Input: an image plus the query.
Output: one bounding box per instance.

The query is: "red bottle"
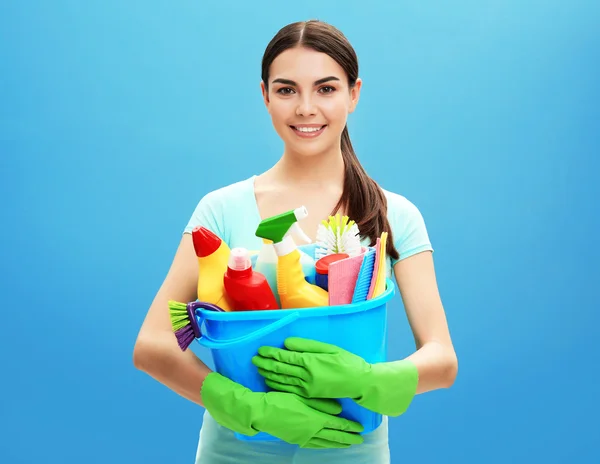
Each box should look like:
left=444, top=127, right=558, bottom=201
left=223, top=247, right=280, bottom=311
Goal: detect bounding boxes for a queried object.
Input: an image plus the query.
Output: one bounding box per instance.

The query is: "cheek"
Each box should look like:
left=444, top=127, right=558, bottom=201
left=322, top=98, right=350, bottom=124
left=269, top=103, right=293, bottom=126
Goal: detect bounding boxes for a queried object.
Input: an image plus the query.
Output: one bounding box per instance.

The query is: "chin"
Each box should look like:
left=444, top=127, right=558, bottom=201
left=286, top=142, right=333, bottom=158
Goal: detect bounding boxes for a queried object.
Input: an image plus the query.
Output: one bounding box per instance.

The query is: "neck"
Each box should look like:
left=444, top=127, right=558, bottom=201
left=271, top=144, right=346, bottom=189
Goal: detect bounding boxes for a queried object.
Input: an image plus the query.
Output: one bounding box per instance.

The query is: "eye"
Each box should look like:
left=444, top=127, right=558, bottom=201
left=276, top=87, right=295, bottom=95
left=318, top=86, right=336, bottom=94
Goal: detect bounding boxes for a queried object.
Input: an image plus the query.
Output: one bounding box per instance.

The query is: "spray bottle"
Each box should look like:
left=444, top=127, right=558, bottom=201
left=192, top=226, right=233, bottom=311
left=255, top=206, right=328, bottom=309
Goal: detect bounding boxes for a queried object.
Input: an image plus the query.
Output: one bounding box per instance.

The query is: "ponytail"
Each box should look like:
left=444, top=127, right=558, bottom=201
left=332, top=126, right=400, bottom=261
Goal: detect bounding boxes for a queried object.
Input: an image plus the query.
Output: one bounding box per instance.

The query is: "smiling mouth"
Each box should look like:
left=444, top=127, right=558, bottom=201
left=290, top=125, right=327, bottom=137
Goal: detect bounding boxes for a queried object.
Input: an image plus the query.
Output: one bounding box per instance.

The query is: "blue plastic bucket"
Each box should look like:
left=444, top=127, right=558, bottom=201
left=194, top=277, right=396, bottom=442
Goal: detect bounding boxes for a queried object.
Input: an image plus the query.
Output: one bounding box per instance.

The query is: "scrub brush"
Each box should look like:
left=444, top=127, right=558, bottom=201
left=168, top=300, right=224, bottom=351
left=315, top=214, right=362, bottom=260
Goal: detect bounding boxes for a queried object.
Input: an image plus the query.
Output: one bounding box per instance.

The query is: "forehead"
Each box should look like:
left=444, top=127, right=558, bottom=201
left=269, top=47, right=346, bottom=83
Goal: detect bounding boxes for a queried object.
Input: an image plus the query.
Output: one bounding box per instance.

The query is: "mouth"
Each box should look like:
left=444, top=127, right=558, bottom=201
left=290, top=125, right=327, bottom=138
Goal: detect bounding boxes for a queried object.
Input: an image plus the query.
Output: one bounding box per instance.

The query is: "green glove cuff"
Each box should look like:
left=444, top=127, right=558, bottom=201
left=354, top=360, right=419, bottom=417
left=200, top=372, right=261, bottom=436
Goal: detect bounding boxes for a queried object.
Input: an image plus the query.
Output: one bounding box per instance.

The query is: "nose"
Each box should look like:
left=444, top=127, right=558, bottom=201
left=295, top=94, right=317, bottom=117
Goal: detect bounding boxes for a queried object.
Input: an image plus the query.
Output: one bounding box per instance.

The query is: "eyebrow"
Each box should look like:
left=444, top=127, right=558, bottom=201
left=271, top=76, right=340, bottom=86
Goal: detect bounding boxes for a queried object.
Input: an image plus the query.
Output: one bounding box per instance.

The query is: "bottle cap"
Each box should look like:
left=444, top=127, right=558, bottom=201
left=192, top=226, right=222, bottom=258
left=315, top=253, right=349, bottom=275
left=228, top=247, right=251, bottom=271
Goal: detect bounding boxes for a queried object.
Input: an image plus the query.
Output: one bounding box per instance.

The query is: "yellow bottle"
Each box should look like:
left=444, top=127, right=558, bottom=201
left=255, top=206, right=328, bottom=309
left=277, top=246, right=329, bottom=308
left=191, top=226, right=233, bottom=311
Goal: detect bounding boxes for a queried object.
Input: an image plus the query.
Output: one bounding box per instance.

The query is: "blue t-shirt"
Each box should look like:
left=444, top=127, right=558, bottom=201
left=184, top=175, right=433, bottom=275
left=184, top=175, right=433, bottom=464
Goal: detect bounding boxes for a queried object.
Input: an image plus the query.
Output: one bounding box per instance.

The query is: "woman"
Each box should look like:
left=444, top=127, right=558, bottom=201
left=133, top=19, right=458, bottom=463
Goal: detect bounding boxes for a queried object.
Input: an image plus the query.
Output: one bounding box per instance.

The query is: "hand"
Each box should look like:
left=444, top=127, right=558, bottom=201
left=252, top=337, right=420, bottom=417
left=252, top=337, right=372, bottom=399
left=201, top=372, right=365, bottom=449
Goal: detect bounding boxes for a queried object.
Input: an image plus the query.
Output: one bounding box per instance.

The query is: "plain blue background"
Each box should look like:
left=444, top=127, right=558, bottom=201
left=1, top=1, right=598, bottom=463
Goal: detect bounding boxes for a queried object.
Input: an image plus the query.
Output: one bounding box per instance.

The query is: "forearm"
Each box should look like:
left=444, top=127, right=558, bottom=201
left=403, top=341, right=458, bottom=394
left=134, top=332, right=212, bottom=406
left=353, top=341, right=457, bottom=416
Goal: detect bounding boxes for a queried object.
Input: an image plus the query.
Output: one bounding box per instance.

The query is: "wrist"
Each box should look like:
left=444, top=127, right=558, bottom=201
left=352, top=361, right=376, bottom=399
left=201, top=373, right=261, bottom=436
left=354, top=360, right=419, bottom=416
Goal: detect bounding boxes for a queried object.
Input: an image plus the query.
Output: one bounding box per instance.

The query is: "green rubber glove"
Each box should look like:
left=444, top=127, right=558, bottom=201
left=251, top=337, right=419, bottom=417
left=201, top=372, right=365, bottom=449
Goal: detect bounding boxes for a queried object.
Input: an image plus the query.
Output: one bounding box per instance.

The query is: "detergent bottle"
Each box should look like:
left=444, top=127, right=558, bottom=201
left=254, top=238, right=280, bottom=307
left=223, top=247, right=280, bottom=311
left=192, top=226, right=233, bottom=311
left=255, top=206, right=329, bottom=309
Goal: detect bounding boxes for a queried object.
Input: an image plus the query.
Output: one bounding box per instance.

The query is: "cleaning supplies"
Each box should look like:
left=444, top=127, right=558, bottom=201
left=351, top=247, right=376, bottom=303
left=254, top=241, right=316, bottom=294
left=315, top=214, right=362, bottom=260
left=254, top=239, right=280, bottom=307
left=223, top=247, right=279, bottom=311
left=328, top=252, right=365, bottom=306
left=367, top=232, right=388, bottom=300
left=314, top=253, right=349, bottom=291
left=255, top=206, right=329, bottom=309
left=168, top=300, right=225, bottom=351
left=192, top=226, right=233, bottom=311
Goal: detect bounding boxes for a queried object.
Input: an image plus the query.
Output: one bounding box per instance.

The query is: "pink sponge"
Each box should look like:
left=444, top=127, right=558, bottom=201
left=328, top=252, right=365, bottom=306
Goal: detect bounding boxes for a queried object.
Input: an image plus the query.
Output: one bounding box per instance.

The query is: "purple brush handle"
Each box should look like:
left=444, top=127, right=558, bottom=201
left=186, top=301, right=224, bottom=339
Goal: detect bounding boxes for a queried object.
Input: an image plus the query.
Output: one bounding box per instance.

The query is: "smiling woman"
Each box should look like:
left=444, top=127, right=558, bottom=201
left=133, top=19, right=457, bottom=464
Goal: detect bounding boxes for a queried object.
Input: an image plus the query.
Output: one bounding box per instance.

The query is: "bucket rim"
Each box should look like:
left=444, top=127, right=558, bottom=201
left=199, top=277, right=396, bottom=321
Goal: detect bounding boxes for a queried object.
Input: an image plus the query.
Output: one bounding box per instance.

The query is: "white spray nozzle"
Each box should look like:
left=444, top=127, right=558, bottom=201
left=294, top=206, right=308, bottom=221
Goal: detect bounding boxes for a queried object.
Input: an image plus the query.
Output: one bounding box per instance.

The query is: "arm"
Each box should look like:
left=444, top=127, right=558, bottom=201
left=133, top=233, right=365, bottom=449
left=133, top=233, right=212, bottom=406
left=252, top=251, right=458, bottom=416
left=393, top=250, right=458, bottom=394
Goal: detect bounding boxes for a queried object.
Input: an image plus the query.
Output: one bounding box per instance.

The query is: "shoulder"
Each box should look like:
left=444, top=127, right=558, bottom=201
left=379, top=186, right=433, bottom=263
left=380, top=187, right=423, bottom=221
left=196, top=176, right=256, bottom=207
left=184, top=176, right=255, bottom=236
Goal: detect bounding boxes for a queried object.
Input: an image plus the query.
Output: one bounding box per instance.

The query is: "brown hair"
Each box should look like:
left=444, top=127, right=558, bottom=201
left=261, top=19, right=399, bottom=260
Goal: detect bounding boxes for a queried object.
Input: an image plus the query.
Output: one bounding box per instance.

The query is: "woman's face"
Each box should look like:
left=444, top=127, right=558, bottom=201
left=261, top=46, right=361, bottom=158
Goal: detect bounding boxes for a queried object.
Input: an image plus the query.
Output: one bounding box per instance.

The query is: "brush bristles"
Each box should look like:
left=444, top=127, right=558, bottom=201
left=168, top=300, right=196, bottom=351
left=315, top=214, right=362, bottom=260
left=168, top=300, right=190, bottom=332
left=174, top=326, right=195, bottom=351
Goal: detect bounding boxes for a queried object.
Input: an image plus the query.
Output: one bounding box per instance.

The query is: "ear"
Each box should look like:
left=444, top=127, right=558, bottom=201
left=348, top=77, right=362, bottom=114
left=260, top=80, right=270, bottom=112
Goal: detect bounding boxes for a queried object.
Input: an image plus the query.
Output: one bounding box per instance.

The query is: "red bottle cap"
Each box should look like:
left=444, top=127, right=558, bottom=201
left=192, top=226, right=222, bottom=258
left=315, top=253, right=349, bottom=275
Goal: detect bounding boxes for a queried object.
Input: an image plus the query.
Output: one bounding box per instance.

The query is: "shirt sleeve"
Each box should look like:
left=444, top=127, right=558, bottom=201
left=388, top=194, right=434, bottom=267
left=182, top=190, right=225, bottom=239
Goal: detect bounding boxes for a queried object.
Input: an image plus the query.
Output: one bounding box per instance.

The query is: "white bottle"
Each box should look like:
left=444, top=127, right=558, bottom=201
left=254, top=239, right=280, bottom=307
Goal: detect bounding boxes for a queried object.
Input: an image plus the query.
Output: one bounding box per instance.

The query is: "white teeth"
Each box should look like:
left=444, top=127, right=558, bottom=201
left=295, top=126, right=322, bottom=133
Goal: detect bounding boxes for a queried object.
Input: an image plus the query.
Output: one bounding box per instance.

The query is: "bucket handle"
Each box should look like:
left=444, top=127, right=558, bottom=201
left=196, top=311, right=301, bottom=350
